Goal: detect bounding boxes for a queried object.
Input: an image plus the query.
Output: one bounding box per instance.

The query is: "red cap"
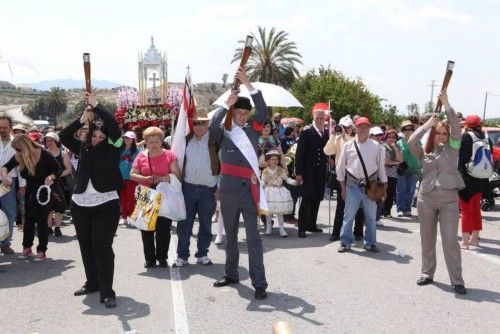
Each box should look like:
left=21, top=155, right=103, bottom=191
left=311, top=102, right=329, bottom=116
left=355, top=117, right=371, bottom=127
left=465, top=115, right=481, bottom=128
left=28, top=132, right=41, bottom=142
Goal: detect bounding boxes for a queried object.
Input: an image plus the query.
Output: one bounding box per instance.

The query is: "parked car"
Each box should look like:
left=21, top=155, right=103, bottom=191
left=483, top=127, right=500, bottom=167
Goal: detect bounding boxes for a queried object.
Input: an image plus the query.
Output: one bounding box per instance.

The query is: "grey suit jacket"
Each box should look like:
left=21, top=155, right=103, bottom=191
left=408, top=107, right=465, bottom=194
left=209, top=91, right=268, bottom=193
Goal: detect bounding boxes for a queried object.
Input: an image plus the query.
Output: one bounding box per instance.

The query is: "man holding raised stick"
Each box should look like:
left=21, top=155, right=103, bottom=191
left=210, top=67, right=268, bottom=300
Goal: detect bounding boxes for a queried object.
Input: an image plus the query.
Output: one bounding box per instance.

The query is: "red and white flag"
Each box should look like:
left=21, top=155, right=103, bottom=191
left=171, top=70, right=197, bottom=168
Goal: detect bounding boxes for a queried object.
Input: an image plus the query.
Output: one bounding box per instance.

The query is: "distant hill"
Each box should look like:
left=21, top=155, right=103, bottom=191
left=27, top=79, right=124, bottom=91
left=0, top=81, right=16, bottom=90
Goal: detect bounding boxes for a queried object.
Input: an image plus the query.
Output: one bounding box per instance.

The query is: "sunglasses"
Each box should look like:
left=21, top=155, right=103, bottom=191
left=402, top=128, right=414, bottom=132
left=192, top=121, right=207, bottom=126
left=435, top=132, right=449, bottom=136
left=375, top=133, right=384, bottom=137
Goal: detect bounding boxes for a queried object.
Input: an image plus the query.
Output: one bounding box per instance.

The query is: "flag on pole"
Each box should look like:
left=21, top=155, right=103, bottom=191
left=171, top=69, right=197, bottom=169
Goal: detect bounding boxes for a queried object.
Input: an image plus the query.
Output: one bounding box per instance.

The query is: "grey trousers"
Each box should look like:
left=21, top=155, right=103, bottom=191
left=220, top=190, right=268, bottom=289
left=417, top=187, right=464, bottom=285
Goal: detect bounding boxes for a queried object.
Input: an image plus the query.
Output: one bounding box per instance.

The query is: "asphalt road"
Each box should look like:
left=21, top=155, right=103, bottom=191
left=1, top=197, right=499, bottom=334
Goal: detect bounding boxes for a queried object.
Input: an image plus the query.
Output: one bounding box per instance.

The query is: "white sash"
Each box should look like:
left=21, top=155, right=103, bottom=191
left=227, top=124, right=268, bottom=213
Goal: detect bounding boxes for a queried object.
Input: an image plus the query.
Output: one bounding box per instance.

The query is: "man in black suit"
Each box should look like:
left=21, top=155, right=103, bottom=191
left=295, top=103, right=329, bottom=238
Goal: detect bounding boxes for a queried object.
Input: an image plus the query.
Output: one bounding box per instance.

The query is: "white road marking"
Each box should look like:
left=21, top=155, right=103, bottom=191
left=169, top=249, right=189, bottom=333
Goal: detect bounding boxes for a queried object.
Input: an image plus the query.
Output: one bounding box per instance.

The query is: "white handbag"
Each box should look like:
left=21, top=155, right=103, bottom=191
left=156, top=174, right=186, bottom=221
left=0, top=209, right=10, bottom=241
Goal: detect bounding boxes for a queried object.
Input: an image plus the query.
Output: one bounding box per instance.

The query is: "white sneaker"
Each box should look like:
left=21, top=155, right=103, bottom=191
left=214, top=235, right=224, bottom=245
left=397, top=211, right=404, bottom=217
left=119, top=218, right=126, bottom=225
left=376, top=220, right=384, bottom=226
left=196, top=256, right=213, bottom=265
left=173, top=258, right=188, bottom=268
left=265, top=223, right=272, bottom=235
left=279, top=229, right=288, bottom=237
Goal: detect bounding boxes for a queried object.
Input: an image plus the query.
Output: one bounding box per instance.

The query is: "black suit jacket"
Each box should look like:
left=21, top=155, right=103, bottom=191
left=295, top=125, right=329, bottom=200
left=59, top=104, right=123, bottom=194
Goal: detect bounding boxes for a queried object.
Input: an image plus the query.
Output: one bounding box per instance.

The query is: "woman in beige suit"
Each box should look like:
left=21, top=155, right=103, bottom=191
left=408, top=91, right=466, bottom=295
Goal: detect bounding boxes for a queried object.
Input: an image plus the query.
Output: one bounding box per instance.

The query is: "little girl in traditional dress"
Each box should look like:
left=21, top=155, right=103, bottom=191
left=261, top=150, right=295, bottom=237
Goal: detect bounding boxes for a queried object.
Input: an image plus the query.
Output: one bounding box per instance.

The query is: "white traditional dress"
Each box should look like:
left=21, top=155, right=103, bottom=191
left=261, top=166, right=294, bottom=214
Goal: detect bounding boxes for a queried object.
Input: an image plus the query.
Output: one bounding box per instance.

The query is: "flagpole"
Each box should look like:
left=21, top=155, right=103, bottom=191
left=327, top=100, right=332, bottom=236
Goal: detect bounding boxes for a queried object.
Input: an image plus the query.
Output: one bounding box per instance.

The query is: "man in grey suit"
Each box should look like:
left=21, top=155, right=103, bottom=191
left=210, top=67, right=268, bottom=300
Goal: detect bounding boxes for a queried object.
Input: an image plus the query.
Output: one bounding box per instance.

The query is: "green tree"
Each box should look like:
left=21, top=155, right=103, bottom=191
left=406, top=102, right=420, bottom=116
left=290, top=66, right=384, bottom=125
left=423, top=101, right=434, bottom=114
left=46, top=87, right=67, bottom=126
left=232, top=26, right=302, bottom=89
left=25, top=95, right=48, bottom=120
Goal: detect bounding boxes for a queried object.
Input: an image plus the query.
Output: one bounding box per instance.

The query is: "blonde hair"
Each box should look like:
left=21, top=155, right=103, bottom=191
left=424, top=121, right=450, bottom=154
left=143, top=126, right=164, bottom=141
left=11, top=135, right=41, bottom=176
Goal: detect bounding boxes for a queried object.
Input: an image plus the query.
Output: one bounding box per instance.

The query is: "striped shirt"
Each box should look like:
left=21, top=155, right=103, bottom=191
left=184, top=132, right=220, bottom=187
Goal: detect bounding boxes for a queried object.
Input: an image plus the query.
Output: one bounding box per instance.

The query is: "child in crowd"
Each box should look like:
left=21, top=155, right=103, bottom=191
left=261, top=150, right=295, bottom=237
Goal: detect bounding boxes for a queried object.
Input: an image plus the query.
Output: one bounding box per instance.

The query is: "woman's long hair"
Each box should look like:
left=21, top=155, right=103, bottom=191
left=424, top=121, right=451, bottom=154
left=11, top=135, right=42, bottom=176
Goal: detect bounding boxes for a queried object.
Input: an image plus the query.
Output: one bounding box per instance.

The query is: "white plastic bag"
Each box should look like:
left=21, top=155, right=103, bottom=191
left=156, top=174, right=186, bottom=221
left=0, top=209, right=9, bottom=241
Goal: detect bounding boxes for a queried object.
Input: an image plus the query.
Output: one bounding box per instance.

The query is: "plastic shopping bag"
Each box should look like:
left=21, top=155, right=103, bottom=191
left=156, top=174, right=186, bottom=221
left=128, top=185, right=162, bottom=231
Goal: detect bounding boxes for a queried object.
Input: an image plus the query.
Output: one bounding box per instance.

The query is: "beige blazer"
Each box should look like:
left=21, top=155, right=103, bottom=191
left=408, top=107, right=465, bottom=194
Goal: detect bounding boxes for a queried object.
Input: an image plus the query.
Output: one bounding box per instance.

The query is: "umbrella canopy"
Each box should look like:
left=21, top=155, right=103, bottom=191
left=281, top=117, right=303, bottom=126
left=213, top=82, right=303, bottom=108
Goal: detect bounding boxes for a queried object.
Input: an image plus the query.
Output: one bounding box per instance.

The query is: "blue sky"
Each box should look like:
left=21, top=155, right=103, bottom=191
left=1, top=0, right=499, bottom=118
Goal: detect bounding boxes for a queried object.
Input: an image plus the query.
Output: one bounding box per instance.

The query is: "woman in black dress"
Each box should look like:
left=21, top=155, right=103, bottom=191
left=1, top=135, right=63, bottom=261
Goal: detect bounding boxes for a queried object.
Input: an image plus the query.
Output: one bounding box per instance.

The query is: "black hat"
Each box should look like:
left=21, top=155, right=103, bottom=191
left=234, top=97, right=252, bottom=111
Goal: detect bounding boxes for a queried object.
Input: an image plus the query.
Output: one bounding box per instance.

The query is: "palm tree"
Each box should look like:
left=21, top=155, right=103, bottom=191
left=232, top=26, right=302, bottom=89
left=46, top=86, right=67, bottom=126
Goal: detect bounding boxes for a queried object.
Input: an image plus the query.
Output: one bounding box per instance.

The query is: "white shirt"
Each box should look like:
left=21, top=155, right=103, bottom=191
left=184, top=132, right=220, bottom=187
left=0, top=137, right=26, bottom=187
left=336, top=137, right=388, bottom=183
left=72, top=179, right=118, bottom=207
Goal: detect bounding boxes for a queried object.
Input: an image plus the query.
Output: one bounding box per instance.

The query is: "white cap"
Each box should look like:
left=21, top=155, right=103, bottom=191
left=369, top=126, right=384, bottom=136
left=45, top=132, right=60, bottom=142
left=123, top=131, right=137, bottom=140
left=339, top=115, right=353, bottom=128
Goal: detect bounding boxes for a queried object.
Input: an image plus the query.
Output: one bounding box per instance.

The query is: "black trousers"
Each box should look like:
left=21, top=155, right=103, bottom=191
left=141, top=216, right=171, bottom=262
left=23, top=193, right=50, bottom=252
left=383, top=177, right=398, bottom=216
left=298, top=198, right=321, bottom=232
left=284, top=184, right=300, bottom=220
left=71, top=199, right=120, bottom=300
left=331, top=187, right=364, bottom=239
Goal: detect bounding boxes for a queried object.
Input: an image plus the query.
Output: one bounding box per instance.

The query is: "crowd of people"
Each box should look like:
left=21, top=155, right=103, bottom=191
left=0, top=68, right=496, bottom=306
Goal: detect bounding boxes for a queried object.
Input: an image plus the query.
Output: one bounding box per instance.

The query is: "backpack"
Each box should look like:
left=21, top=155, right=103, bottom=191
left=466, top=132, right=493, bottom=179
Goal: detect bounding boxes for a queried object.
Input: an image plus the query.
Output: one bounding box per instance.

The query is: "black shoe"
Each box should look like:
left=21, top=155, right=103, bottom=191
left=54, top=227, right=62, bottom=237
left=144, top=260, right=157, bottom=268
left=48, top=227, right=54, bottom=235
left=158, top=259, right=168, bottom=268
left=454, top=285, right=467, bottom=295
left=298, top=231, right=307, bottom=238
left=338, top=244, right=351, bottom=253
left=254, top=287, right=267, bottom=300
left=416, top=277, right=434, bottom=286
left=329, top=235, right=339, bottom=242
left=307, top=227, right=323, bottom=233
left=213, top=276, right=239, bottom=287
left=100, top=297, right=116, bottom=308
left=364, top=244, right=380, bottom=253
left=74, top=286, right=98, bottom=296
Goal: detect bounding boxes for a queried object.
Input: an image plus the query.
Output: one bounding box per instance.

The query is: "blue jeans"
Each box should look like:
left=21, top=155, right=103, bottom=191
left=340, top=184, right=377, bottom=246
left=396, top=174, right=418, bottom=212
left=0, top=181, right=17, bottom=247
left=176, top=183, right=216, bottom=260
